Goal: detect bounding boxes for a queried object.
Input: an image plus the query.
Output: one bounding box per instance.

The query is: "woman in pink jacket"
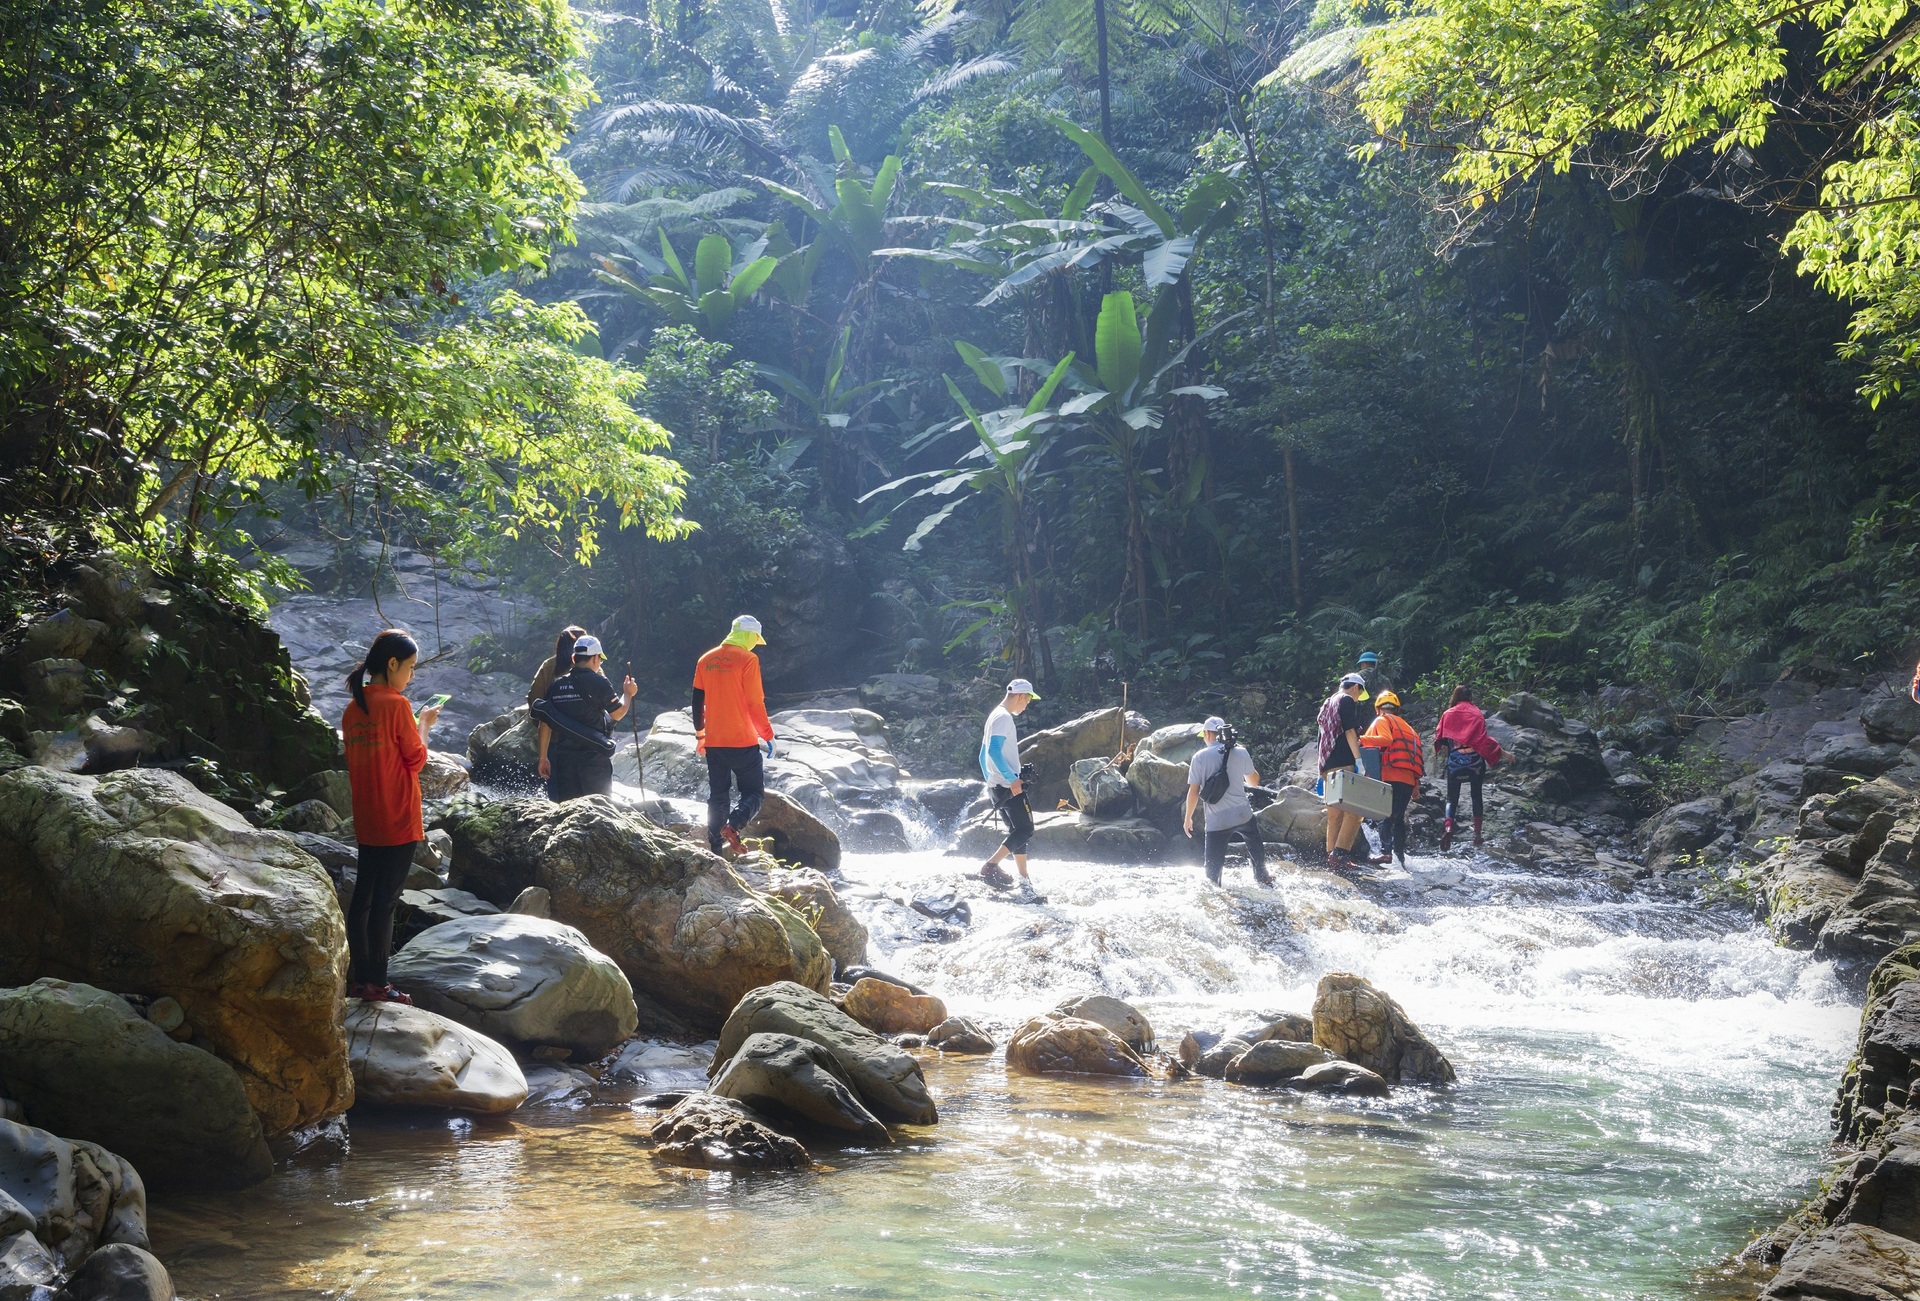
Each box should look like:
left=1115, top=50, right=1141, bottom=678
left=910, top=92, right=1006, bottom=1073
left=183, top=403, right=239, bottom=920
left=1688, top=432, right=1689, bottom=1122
left=1434, top=686, right=1505, bottom=850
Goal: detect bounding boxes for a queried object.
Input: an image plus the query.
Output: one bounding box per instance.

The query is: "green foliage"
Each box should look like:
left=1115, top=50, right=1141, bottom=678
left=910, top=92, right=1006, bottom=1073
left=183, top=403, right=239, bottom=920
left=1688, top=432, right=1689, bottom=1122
left=0, top=0, right=687, bottom=568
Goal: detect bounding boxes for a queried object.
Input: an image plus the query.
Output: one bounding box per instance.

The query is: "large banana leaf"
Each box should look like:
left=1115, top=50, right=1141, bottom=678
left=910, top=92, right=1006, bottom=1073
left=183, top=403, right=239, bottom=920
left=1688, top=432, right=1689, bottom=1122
left=1095, top=291, right=1142, bottom=401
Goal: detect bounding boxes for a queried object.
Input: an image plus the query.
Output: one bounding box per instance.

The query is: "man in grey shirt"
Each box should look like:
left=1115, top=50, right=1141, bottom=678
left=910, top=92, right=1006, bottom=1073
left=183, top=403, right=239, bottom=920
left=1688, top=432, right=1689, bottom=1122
left=1183, top=716, right=1273, bottom=888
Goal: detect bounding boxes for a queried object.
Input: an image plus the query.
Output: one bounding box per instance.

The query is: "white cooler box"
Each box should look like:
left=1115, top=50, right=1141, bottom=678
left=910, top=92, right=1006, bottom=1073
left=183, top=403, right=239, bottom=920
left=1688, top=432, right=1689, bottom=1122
left=1323, top=768, right=1395, bottom=819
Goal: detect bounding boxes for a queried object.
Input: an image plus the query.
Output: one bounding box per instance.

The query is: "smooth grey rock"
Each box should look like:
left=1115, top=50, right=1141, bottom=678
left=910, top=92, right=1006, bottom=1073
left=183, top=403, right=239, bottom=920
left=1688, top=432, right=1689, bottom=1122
left=520, top=1063, right=597, bottom=1108
left=926, top=1017, right=994, bottom=1054
left=606, top=1039, right=713, bottom=1091
left=1069, top=758, right=1134, bottom=819
left=1225, top=1039, right=1337, bottom=1085
left=1291, top=1059, right=1391, bottom=1096
left=507, top=887, right=552, bottom=918
left=0, top=979, right=271, bottom=1190
left=1019, top=708, right=1153, bottom=809
left=910, top=779, right=984, bottom=823
left=0, top=1228, right=58, bottom=1294
left=1865, top=692, right=1920, bottom=746
left=342, top=1001, right=527, bottom=1114
left=389, top=914, right=638, bottom=1058
left=710, top=1033, right=890, bottom=1144
left=56, top=1242, right=173, bottom=1301
left=1256, top=786, right=1326, bottom=852
left=0, top=1118, right=149, bottom=1265
left=1497, top=692, right=1565, bottom=732
left=1312, top=972, right=1455, bottom=1085
left=1196, top=1036, right=1255, bottom=1080
left=1819, top=815, right=1920, bottom=962
left=858, top=674, right=942, bottom=719
left=712, top=983, right=935, bottom=1125
left=648, top=1093, right=809, bottom=1172
left=274, top=799, right=344, bottom=835
left=418, top=751, right=470, bottom=800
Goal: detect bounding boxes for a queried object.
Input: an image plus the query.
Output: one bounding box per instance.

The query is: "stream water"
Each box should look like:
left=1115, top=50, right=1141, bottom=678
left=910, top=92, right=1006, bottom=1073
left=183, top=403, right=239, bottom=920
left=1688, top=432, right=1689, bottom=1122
left=152, top=846, right=1855, bottom=1300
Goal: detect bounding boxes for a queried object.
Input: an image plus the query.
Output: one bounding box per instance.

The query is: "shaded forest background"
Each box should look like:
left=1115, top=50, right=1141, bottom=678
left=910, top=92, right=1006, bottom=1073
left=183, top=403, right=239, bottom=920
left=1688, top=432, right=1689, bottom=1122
left=8, top=0, right=1920, bottom=724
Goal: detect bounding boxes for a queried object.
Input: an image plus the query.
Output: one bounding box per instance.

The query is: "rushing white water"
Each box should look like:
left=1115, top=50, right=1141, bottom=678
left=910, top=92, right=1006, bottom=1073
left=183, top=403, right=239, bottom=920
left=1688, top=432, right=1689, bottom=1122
left=153, top=845, right=1856, bottom=1300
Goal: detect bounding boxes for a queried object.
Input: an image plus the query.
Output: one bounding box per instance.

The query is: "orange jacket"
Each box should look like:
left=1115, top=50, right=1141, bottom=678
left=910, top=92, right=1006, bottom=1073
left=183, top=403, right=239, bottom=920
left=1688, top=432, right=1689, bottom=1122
left=342, top=683, right=427, bottom=846
left=1362, top=712, right=1424, bottom=786
left=692, top=643, right=773, bottom=749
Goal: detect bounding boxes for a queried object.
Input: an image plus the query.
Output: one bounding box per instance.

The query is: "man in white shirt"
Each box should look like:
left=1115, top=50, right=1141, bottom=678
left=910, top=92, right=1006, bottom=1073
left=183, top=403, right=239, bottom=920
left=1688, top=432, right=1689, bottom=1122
left=1184, top=716, right=1273, bottom=888
left=978, top=678, right=1044, bottom=903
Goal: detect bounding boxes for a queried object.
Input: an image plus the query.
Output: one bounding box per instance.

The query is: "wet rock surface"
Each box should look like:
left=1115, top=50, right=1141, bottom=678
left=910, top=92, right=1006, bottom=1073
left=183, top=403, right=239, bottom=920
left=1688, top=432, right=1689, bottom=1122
left=712, top=983, right=936, bottom=1125
left=342, top=1001, right=527, bottom=1114
left=649, top=1093, right=810, bottom=1172
left=709, top=1032, right=891, bottom=1145
left=1006, top=1016, right=1148, bottom=1078
left=1310, top=973, right=1455, bottom=1085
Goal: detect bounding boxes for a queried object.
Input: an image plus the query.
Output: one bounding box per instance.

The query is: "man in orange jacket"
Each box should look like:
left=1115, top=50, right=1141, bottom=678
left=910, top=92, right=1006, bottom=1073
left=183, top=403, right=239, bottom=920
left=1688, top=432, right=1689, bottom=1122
left=693, top=615, right=776, bottom=855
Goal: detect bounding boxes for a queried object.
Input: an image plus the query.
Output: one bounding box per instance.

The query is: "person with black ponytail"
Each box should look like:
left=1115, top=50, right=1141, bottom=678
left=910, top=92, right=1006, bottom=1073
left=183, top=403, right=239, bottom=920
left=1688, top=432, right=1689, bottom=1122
left=340, top=629, right=441, bottom=1003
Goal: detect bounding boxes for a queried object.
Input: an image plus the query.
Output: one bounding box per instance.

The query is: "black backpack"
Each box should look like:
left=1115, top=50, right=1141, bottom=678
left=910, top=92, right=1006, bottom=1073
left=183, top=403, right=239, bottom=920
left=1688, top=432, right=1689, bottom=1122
left=1200, top=727, right=1237, bottom=805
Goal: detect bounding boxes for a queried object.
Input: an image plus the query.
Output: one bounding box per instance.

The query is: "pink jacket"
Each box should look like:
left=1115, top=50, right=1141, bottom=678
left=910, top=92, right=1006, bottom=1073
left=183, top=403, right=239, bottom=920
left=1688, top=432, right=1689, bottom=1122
left=1435, top=702, right=1504, bottom=767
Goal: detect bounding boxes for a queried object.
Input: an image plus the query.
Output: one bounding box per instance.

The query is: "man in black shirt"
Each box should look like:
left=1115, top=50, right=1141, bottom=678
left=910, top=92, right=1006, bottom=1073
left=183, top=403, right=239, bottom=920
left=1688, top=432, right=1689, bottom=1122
left=539, top=634, right=637, bottom=802
left=1317, top=672, right=1370, bottom=870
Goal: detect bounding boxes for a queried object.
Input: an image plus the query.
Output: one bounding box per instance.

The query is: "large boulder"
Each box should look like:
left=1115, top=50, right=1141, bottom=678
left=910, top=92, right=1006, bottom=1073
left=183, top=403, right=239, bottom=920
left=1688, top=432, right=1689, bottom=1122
left=859, top=674, right=943, bottom=718
left=1007, top=1016, right=1149, bottom=1077
left=1487, top=695, right=1611, bottom=800
left=419, top=751, right=471, bottom=800
left=751, top=865, right=867, bottom=972
left=442, top=797, right=830, bottom=1028
left=1760, top=1223, right=1920, bottom=1300
left=606, top=1039, right=715, bottom=1091
left=55, top=1241, right=174, bottom=1301
left=842, top=979, right=947, bottom=1036
left=1836, top=953, right=1920, bottom=1147
left=0, top=766, right=351, bottom=1134
left=712, top=983, right=936, bottom=1125
left=387, top=915, right=638, bottom=1058
left=1311, top=973, right=1455, bottom=1085
left=1020, top=708, right=1154, bottom=810
left=1865, top=691, right=1920, bottom=746
left=648, top=1093, right=809, bottom=1172
left=1069, top=759, right=1134, bottom=819
left=0, top=1118, right=150, bottom=1269
left=927, top=1017, right=994, bottom=1054
left=1054, top=994, right=1153, bottom=1053
left=0, top=980, right=272, bottom=1191
left=1765, top=842, right=1862, bottom=948
left=629, top=709, right=901, bottom=832
left=1820, top=813, right=1920, bottom=963
left=1124, top=724, right=1207, bottom=813
left=1256, top=785, right=1326, bottom=853
left=740, top=791, right=842, bottom=874
left=342, top=1001, right=527, bottom=1114
left=709, top=1033, right=891, bottom=1145
left=467, top=706, right=540, bottom=783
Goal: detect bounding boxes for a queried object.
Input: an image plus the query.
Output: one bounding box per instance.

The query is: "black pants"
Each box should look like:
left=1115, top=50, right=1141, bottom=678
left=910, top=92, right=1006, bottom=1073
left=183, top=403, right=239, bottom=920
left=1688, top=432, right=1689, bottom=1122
left=991, top=784, right=1034, bottom=855
left=1445, top=764, right=1485, bottom=821
left=347, top=842, right=417, bottom=987
left=1203, top=818, right=1268, bottom=885
left=548, top=750, right=613, bottom=802
left=707, top=745, right=765, bottom=849
left=1386, top=781, right=1415, bottom=861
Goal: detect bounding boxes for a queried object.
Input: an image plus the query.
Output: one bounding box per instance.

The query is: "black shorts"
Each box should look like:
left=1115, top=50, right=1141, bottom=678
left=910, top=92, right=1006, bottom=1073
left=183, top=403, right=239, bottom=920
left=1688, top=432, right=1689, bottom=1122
left=991, top=785, right=1035, bottom=855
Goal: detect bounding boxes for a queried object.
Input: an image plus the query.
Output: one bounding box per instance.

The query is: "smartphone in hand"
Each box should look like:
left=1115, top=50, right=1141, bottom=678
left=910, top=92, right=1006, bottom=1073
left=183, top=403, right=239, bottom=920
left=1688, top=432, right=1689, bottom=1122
left=423, top=693, right=452, bottom=710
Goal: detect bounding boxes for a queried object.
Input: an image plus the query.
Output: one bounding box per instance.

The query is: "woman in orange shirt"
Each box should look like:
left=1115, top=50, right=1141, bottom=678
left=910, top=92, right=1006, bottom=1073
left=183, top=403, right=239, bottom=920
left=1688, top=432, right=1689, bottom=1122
left=340, top=629, right=441, bottom=1003
left=1361, top=692, right=1424, bottom=869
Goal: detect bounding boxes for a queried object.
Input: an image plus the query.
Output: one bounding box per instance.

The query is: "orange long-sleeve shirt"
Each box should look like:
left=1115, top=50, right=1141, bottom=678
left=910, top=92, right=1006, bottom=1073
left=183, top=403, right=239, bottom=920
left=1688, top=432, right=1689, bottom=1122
left=342, top=683, right=427, bottom=846
left=692, top=643, right=774, bottom=749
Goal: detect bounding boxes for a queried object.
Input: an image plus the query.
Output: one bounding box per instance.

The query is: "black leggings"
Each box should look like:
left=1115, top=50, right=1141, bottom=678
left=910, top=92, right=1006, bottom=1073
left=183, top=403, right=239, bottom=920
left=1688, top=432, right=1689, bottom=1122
left=706, top=746, right=766, bottom=849
left=348, top=842, right=417, bottom=987
left=1445, top=766, right=1484, bottom=821
left=992, top=785, right=1034, bottom=855
left=1386, top=781, right=1415, bottom=860
left=1203, top=819, right=1268, bottom=885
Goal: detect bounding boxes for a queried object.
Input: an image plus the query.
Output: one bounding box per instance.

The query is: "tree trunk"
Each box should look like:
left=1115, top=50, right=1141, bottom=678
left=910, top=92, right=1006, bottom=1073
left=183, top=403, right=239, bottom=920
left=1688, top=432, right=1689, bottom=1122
left=1094, top=0, right=1113, bottom=148
left=1283, top=443, right=1303, bottom=610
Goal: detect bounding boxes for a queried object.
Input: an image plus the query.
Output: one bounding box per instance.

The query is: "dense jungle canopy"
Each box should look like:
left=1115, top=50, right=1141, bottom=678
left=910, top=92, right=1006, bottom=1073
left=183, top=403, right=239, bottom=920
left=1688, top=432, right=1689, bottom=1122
left=8, top=0, right=1920, bottom=708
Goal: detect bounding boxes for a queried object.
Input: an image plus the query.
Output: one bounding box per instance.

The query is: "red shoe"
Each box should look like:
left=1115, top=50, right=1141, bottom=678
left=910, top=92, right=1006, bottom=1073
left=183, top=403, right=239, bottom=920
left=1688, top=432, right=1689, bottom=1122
left=1439, top=819, right=1455, bottom=852
left=720, top=825, right=746, bottom=856
left=378, top=985, right=414, bottom=1006
left=346, top=982, right=379, bottom=1002
left=981, top=862, right=1015, bottom=889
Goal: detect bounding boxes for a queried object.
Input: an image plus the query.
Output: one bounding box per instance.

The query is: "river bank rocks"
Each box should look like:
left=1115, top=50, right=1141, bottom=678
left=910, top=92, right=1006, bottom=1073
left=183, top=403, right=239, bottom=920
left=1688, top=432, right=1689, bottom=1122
left=387, top=915, right=639, bottom=1059
left=648, top=1094, right=810, bottom=1172
left=713, top=983, right=937, bottom=1125
left=0, top=765, right=352, bottom=1137
left=0, top=1116, right=172, bottom=1301
left=0, top=980, right=272, bottom=1191
left=441, top=796, right=831, bottom=1028
left=342, top=1001, right=527, bottom=1113
left=727, top=858, right=867, bottom=972
left=951, top=808, right=1167, bottom=863
left=709, top=1033, right=892, bottom=1145
left=1021, top=707, right=1152, bottom=809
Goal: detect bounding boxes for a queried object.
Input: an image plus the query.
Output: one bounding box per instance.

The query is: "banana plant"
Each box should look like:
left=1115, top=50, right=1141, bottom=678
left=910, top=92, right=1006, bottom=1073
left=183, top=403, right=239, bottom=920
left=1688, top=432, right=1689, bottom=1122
left=591, top=230, right=776, bottom=335
left=1059, top=290, right=1230, bottom=633
left=857, top=349, right=1077, bottom=678
left=754, top=326, right=904, bottom=483
left=755, top=126, right=905, bottom=275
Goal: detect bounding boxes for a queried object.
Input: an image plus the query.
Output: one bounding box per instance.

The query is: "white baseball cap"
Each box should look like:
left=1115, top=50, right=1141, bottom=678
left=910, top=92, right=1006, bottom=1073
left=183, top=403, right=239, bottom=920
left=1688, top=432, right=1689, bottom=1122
left=1006, top=678, right=1041, bottom=699
left=729, top=614, right=766, bottom=647
left=573, top=634, right=604, bottom=658
left=1203, top=715, right=1227, bottom=732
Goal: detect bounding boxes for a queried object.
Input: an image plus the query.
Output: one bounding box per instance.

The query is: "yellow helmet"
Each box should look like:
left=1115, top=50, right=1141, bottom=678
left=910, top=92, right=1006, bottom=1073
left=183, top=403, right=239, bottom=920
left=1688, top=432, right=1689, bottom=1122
left=1375, top=691, right=1402, bottom=709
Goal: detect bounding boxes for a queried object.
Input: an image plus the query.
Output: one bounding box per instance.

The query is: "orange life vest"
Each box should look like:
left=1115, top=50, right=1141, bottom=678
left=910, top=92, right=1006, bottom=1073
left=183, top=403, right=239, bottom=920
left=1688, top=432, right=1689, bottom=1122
left=1362, top=712, right=1424, bottom=786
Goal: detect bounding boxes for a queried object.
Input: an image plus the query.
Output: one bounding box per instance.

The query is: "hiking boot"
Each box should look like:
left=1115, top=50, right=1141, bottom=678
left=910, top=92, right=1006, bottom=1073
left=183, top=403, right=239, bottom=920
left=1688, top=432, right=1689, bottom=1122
left=1253, top=873, right=1276, bottom=889
left=981, top=861, right=1015, bottom=889
left=1326, top=848, right=1352, bottom=872
left=720, top=825, right=747, bottom=856
left=1016, top=879, right=1048, bottom=905
left=347, top=982, right=381, bottom=1002
left=1472, top=817, right=1484, bottom=848
left=1439, top=819, right=1455, bottom=852
left=378, top=985, right=414, bottom=1006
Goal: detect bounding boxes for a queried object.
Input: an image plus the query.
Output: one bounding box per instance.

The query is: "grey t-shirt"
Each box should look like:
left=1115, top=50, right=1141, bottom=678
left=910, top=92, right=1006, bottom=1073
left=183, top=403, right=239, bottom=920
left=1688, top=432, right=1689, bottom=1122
left=1188, top=743, right=1257, bottom=831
